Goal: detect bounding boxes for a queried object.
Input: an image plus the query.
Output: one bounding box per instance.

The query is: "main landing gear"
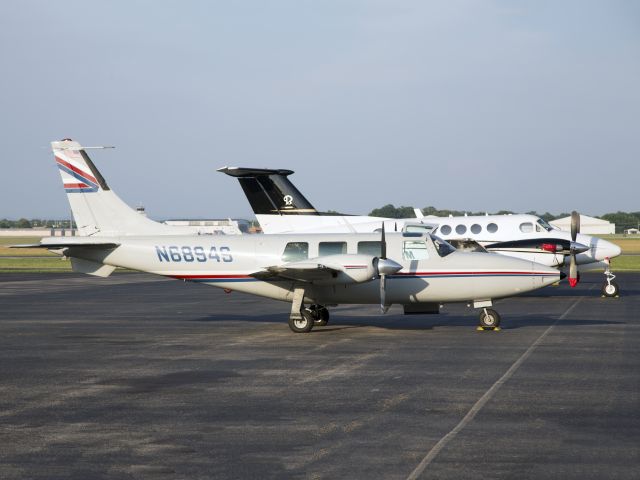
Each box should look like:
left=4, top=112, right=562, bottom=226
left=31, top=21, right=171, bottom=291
left=601, top=258, right=620, bottom=298
left=477, top=308, right=501, bottom=331
left=288, top=288, right=330, bottom=333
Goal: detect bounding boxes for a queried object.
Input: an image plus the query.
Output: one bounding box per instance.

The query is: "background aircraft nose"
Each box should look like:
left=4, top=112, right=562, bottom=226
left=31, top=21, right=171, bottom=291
left=594, top=239, right=622, bottom=260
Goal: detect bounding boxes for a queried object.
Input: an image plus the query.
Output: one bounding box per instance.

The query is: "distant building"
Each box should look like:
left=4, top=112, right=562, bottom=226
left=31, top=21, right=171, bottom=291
left=162, top=219, right=251, bottom=235
left=624, top=228, right=640, bottom=235
left=550, top=215, right=615, bottom=235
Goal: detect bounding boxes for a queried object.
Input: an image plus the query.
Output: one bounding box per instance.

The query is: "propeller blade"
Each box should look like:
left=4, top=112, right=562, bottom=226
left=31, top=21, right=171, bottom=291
left=381, top=222, right=387, bottom=259
left=570, top=211, right=580, bottom=242
left=380, top=274, right=388, bottom=313
left=569, top=254, right=578, bottom=287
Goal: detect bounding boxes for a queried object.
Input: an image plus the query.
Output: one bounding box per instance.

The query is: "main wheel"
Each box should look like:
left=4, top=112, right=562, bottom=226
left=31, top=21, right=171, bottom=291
left=288, top=310, right=315, bottom=333
left=601, top=281, right=620, bottom=298
left=307, top=305, right=330, bottom=326
left=479, top=309, right=501, bottom=329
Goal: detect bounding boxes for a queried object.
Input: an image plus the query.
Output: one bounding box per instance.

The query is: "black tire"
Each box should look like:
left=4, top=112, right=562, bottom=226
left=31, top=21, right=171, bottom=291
left=601, top=281, right=620, bottom=298
left=479, top=309, right=501, bottom=329
left=288, top=310, right=314, bottom=333
left=314, top=307, right=330, bottom=326
left=307, top=305, right=330, bottom=326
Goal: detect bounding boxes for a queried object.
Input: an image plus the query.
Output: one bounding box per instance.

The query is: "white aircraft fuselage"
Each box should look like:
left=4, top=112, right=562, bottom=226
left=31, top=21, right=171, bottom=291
left=45, top=232, right=561, bottom=306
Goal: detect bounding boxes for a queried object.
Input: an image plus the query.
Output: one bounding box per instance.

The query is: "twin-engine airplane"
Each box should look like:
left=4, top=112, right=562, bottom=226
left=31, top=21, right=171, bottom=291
left=15, top=139, right=564, bottom=333
left=219, top=167, right=621, bottom=297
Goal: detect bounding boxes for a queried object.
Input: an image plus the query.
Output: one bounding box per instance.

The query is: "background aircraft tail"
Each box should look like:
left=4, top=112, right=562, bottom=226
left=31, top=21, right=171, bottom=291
left=217, top=167, right=321, bottom=216
left=53, top=139, right=181, bottom=236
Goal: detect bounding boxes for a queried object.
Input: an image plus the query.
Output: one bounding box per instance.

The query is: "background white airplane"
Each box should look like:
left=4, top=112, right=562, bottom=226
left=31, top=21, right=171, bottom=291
left=219, top=167, right=621, bottom=296
left=14, top=139, right=564, bottom=333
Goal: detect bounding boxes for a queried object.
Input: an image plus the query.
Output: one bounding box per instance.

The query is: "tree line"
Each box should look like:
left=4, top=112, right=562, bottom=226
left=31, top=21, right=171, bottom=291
left=368, top=205, right=640, bottom=233
left=0, top=219, right=73, bottom=229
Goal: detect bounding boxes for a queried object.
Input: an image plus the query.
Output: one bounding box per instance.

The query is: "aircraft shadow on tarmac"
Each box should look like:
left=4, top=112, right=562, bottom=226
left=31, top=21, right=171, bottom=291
left=189, top=312, right=622, bottom=332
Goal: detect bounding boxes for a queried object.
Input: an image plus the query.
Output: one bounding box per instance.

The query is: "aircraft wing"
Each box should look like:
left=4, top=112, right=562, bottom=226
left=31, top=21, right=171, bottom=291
left=250, top=254, right=380, bottom=285
left=251, top=261, right=340, bottom=283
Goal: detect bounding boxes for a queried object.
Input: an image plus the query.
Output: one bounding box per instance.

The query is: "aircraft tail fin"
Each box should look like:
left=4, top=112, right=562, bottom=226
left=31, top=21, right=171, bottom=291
left=217, top=166, right=320, bottom=216
left=52, top=139, right=179, bottom=236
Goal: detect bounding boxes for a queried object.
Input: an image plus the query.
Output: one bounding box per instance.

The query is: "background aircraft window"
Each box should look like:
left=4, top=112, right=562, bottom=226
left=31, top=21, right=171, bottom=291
left=282, top=242, right=309, bottom=262
left=319, top=241, right=347, bottom=256
left=357, top=241, right=381, bottom=256
left=456, top=224, right=467, bottom=235
left=519, top=222, right=533, bottom=233
left=439, top=225, right=452, bottom=235
left=403, top=241, right=429, bottom=260
left=487, top=223, right=498, bottom=233
left=470, top=224, right=482, bottom=234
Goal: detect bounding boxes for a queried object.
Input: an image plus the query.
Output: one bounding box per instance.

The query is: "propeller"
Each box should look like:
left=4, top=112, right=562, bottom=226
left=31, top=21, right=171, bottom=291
left=374, top=223, right=402, bottom=313
left=568, top=210, right=580, bottom=287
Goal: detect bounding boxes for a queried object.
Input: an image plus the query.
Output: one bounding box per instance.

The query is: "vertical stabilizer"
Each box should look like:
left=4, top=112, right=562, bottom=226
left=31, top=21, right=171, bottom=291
left=52, top=139, right=180, bottom=236
left=217, top=167, right=319, bottom=215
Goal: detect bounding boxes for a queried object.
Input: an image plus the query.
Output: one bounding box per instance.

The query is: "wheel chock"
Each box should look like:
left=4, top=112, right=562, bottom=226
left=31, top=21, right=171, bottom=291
left=476, top=326, right=501, bottom=332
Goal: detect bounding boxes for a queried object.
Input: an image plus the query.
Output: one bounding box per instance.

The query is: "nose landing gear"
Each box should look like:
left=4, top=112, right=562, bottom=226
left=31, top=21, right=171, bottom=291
left=601, top=258, right=620, bottom=298
left=477, top=308, right=501, bottom=331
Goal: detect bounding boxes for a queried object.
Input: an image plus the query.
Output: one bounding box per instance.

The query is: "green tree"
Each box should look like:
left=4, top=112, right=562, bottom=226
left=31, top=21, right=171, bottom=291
left=369, top=204, right=416, bottom=219
left=16, top=218, right=32, bottom=228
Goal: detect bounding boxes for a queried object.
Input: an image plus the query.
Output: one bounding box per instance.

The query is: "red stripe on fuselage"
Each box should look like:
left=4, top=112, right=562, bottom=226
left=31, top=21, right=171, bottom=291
left=171, top=274, right=253, bottom=279
left=393, top=271, right=553, bottom=276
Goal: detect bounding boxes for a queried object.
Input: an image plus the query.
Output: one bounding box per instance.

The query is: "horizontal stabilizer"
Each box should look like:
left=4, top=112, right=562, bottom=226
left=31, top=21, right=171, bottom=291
left=12, top=238, right=120, bottom=250
left=217, top=166, right=295, bottom=177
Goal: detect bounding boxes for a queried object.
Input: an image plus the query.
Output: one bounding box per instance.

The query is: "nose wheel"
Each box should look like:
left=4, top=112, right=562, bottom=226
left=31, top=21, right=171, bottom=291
left=478, top=308, right=501, bottom=331
left=601, top=258, right=620, bottom=298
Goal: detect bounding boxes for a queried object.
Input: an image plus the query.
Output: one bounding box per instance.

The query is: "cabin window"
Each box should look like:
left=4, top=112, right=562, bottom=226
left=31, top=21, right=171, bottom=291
left=282, top=242, right=309, bottom=262
left=455, top=224, right=467, bottom=235
left=519, top=222, right=534, bottom=233
left=439, top=225, right=452, bottom=235
left=319, top=241, right=347, bottom=256
left=405, top=224, right=433, bottom=234
left=357, top=241, right=381, bottom=256
left=487, top=223, right=498, bottom=233
left=471, top=224, right=482, bottom=234
left=432, top=235, right=456, bottom=257
left=403, top=241, right=429, bottom=260
left=537, top=218, right=553, bottom=232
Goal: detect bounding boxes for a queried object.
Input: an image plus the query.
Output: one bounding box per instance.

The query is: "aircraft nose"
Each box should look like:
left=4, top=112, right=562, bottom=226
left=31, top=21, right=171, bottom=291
left=530, top=261, right=562, bottom=288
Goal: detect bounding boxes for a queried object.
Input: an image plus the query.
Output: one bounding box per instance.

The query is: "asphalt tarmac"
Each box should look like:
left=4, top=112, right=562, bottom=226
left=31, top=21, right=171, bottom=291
left=1, top=272, right=638, bottom=479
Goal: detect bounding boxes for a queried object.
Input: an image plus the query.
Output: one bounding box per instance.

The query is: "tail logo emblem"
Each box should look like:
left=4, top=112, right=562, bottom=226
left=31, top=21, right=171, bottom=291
left=283, top=195, right=293, bottom=206
left=56, top=155, right=100, bottom=193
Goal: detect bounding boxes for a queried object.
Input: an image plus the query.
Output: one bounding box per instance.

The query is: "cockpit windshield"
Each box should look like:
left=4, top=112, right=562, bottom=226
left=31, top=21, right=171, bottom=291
left=430, top=234, right=456, bottom=257
left=536, top=218, right=554, bottom=232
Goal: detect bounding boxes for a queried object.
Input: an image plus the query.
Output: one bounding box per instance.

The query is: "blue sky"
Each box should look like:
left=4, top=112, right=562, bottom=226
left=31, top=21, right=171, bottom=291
left=1, top=0, right=638, bottom=220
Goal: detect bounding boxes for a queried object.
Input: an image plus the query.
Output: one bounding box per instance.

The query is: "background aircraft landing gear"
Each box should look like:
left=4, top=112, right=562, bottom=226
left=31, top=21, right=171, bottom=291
left=601, top=259, right=620, bottom=298
left=478, top=308, right=501, bottom=331
left=306, top=304, right=330, bottom=326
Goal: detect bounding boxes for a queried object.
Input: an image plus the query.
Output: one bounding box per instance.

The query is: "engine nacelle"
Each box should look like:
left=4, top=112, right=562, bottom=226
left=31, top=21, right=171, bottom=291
left=315, top=254, right=378, bottom=285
